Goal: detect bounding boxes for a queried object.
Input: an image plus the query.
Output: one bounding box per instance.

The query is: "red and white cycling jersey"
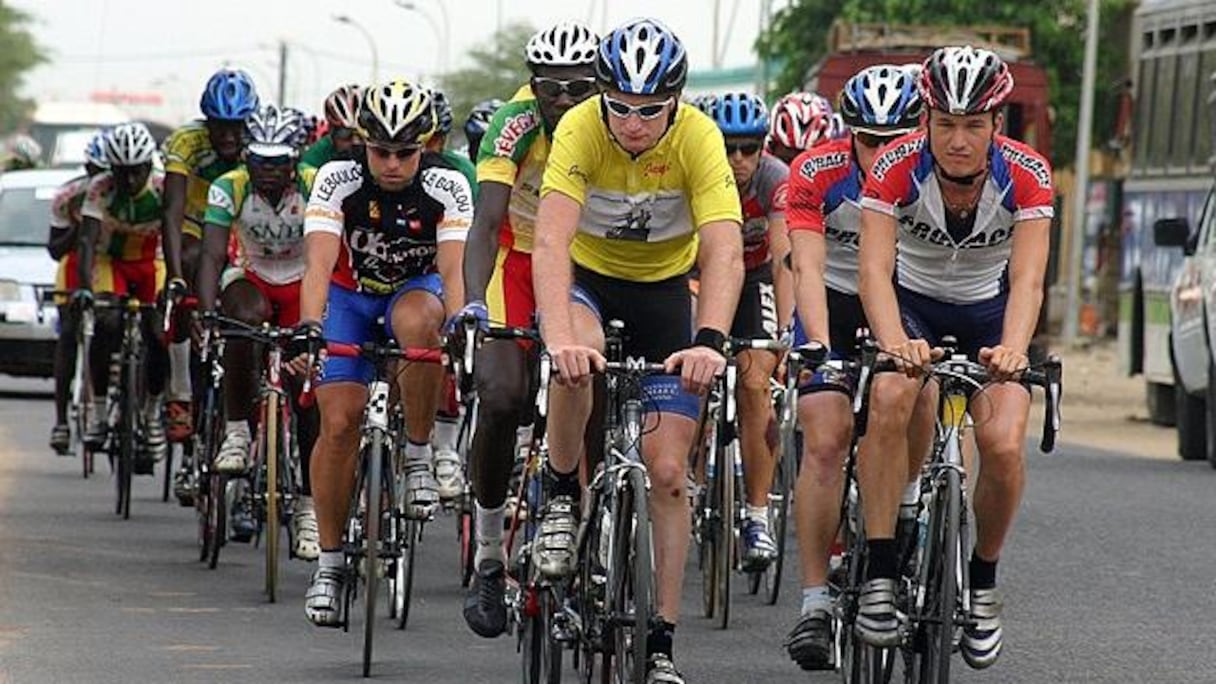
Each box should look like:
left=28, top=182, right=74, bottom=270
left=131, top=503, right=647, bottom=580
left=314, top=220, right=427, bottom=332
left=860, top=131, right=1054, bottom=304
left=786, top=138, right=863, bottom=295
left=739, top=153, right=788, bottom=271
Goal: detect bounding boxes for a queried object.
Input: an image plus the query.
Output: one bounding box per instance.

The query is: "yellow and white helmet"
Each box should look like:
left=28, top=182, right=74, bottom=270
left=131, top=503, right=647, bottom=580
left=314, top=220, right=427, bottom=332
left=357, top=80, right=435, bottom=146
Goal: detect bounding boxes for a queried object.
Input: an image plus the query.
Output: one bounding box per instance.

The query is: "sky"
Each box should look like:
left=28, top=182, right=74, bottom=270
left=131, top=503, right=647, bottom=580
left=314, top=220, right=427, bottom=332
left=13, top=0, right=791, bottom=125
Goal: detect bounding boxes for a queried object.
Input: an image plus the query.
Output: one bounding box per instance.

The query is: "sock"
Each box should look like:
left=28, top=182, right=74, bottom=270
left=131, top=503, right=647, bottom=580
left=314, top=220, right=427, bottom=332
left=865, top=538, right=898, bottom=581
left=515, top=424, right=533, bottom=452
left=646, top=619, right=676, bottom=658
left=168, top=340, right=191, bottom=401
left=226, top=420, right=249, bottom=439
left=143, top=393, right=163, bottom=419
left=969, top=552, right=998, bottom=590
left=546, top=461, right=580, bottom=499
left=404, top=439, right=433, bottom=466
left=432, top=414, right=460, bottom=453
left=801, top=585, right=832, bottom=616
left=318, top=549, right=343, bottom=569
left=745, top=504, right=768, bottom=524
left=901, top=481, right=920, bottom=506
left=474, top=502, right=506, bottom=566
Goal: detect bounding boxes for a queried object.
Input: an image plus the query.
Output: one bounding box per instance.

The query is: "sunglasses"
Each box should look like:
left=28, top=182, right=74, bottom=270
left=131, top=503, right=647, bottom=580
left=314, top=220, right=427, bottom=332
left=602, top=94, right=673, bottom=121
left=247, top=153, right=294, bottom=168
left=532, top=76, right=598, bottom=99
left=855, top=132, right=899, bottom=149
left=725, top=142, right=762, bottom=156
left=331, top=127, right=356, bottom=141
left=367, top=143, right=421, bottom=161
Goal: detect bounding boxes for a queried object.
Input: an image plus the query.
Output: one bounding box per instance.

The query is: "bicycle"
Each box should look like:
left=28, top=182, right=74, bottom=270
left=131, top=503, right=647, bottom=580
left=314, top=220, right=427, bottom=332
left=47, top=289, right=97, bottom=478
left=193, top=320, right=229, bottom=569
left=314, top=339, right=443, bottom=677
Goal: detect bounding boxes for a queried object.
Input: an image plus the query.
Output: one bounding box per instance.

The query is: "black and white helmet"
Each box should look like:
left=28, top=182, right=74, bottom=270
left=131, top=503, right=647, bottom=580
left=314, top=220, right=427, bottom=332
left=526, top=21, right=599, bottom=68
left=245, top=104, right=304, bottom=158
left=104, top=122, right=157, bottom=166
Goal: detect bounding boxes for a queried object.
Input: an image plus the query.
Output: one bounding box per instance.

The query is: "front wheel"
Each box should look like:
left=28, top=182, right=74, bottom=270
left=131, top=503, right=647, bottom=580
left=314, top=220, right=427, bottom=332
left=609, top=467, right=653, bottom=684
left=361, top=431, right=385, bottom=678
left=912, top=469, right=961, bottom=684
left=761, top=424, right=795, bottom=605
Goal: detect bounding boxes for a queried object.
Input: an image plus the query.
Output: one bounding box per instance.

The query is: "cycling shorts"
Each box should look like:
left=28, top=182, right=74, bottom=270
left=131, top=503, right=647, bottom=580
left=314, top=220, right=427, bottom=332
left=571, top=265, right=700, bottom=421
left=183, top=217, right=203, bottom=241
left=318, top=274, right=444, bottom=386
left=793, top=286, right=867, bottom=397
left=95, top=257, right=165, bottom=305
left=54, top=253, right=81, bottom=306
left=224, top=269, right=302, bottom=327
left=487, top=245, right=534, bottom=329
left=897, top=285, right=1006, bottom=361
left=730, top=264, right=779, bottom=342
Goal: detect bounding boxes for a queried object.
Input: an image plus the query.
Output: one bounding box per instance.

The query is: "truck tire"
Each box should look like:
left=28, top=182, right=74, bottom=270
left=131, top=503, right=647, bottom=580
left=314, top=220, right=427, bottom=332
left=1206, top=357, right=1216, bottom=468
left=1174, top=363, right=1205, bottom=461
left=1147, top=381, right=1177, bottom=427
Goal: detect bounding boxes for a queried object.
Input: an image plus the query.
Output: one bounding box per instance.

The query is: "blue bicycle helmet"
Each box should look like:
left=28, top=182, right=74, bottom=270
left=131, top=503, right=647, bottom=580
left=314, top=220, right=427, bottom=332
left=710, top=92, right=768, bottom=137
left=84, top=129, right=110, bottom=170
left=595, top=18, right=687, bottom=96
left=839, top=64, right=924, bottom=135
left=200, top=69, right=260, bottom=121
left=429, top=88, right=454, bottom=136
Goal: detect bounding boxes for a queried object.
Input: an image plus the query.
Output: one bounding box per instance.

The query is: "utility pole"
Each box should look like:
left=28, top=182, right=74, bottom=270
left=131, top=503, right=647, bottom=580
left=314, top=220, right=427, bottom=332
left=712, top=0, right=721, bottom=69
left=1063, top=0, right=1101, bottom=343
left=278, top=41, right=288, bottom=106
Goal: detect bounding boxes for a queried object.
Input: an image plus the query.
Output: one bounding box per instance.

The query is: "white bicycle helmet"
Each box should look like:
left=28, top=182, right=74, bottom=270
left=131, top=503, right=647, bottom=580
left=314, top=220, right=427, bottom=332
left=104, top=123, right=157, bottom=166
left=526, top=21, right=599, bottom=68
left=595, top=18, right=687, bottom=95
left=245, top=104, right=304, bottom=158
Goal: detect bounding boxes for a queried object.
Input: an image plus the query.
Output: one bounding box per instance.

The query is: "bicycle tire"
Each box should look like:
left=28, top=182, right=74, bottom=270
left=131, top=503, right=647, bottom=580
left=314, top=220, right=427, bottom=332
left=207, top=470, right=226, bottom=570
left=521, top=586, right=564, bottom=684
left=161, top=442, right=174, bottom=502
left=361, top=430, right=385, bottom=678
left=762, top=423, right=795, bottom=605
left=459, top=503, right=475, bottom=588
left=117, top=355, right=138, bottom=520
left=713, top=436, right=736, bottom=630
left=698, top=416, right=720, bottom=620
left=195, top=445, right=211, bottom=562
left=608, top=467, right=652, bottom=684
left=838, top=491, right=897, bottom=684
left=392, top=517, right=418, bottom=630
left=913, top=468, right=961, bottom=684
left=264, top=393, right=281, bottom=603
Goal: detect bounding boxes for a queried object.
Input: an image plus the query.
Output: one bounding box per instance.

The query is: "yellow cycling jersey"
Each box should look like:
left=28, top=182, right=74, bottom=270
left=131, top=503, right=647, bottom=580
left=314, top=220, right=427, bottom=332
left=162, top=121, right=241, bottom=235
left=540, top=98, right=741, bottom=282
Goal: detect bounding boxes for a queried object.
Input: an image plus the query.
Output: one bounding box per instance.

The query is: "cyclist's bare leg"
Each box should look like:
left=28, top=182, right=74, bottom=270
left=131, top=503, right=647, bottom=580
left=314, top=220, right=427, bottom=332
left=470, top=339, right=532, bottom=509
left=389, top=290, right=445, bottom=444
left=312, top=382, right=368, bottom=550
left=53, top=305, right=78, bottom=427
left=737, top=348, right=778, bottom=507
left=794, top=391, right=852, bottom=587
left=642, top=412, right=696, bottom=624
left=544, top=304, right=604, bottom=475
left=904, top=383, right=938, bottom=487
left=218, top=279, right=270, bottom=425
left=89, top=309, right=122, bottom=395
left=856, top=374, right=921, bottom=540
left=968, top=384, right=1031, bottom=562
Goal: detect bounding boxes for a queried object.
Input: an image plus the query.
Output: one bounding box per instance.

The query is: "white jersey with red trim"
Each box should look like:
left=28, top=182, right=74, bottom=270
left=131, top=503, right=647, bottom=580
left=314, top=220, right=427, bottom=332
left=786, top=138, right=862, bottom=295
left=860, top=131, right=1054, bottom=304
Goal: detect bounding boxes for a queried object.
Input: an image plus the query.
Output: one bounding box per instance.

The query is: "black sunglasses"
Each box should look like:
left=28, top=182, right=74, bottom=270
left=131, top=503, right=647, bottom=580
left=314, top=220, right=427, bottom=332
left=367, top=143, right=421, bottom=160
left=725, top=142, right=762, bottom=156
left=331, top=126, right=356, bottom=141
left=532, top=76, right=598, bottom=99
left=855, top=132, right=899, bottom=149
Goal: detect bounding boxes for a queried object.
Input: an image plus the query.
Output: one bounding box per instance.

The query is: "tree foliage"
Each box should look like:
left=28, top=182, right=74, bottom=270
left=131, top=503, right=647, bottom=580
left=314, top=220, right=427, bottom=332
left=439, top=21, right=535, bottom=144
left=756, top=0, right=1137, bottom=168
left=0, top=3, right=46, bottom=133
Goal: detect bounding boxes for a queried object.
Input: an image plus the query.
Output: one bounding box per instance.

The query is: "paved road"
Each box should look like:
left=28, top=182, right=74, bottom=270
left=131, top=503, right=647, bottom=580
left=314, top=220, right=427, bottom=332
left=1, top=377, right=1213, bottom=683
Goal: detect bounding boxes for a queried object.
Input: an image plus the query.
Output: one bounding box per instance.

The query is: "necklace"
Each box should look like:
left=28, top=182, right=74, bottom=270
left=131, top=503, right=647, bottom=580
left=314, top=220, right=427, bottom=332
left=940, top=172, right=987, bottom=219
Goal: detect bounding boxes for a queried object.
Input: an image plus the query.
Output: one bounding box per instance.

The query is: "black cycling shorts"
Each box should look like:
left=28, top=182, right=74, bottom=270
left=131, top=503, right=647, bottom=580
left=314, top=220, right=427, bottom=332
left=730, top=263, right=779, bottom=341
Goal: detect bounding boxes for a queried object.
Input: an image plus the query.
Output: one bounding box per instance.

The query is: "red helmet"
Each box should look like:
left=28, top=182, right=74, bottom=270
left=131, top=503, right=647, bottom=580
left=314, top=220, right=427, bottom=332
left=324, top=84, right=363, bottom=128
left=918, top=46, right=1014, bottom=116
left=768, top=92, right=834, bottom=150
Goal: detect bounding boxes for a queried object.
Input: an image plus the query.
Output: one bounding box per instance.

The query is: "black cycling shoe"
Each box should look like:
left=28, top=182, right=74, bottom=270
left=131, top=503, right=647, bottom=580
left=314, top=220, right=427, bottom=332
left=463, top=558, right=507, bottom=638
left=785, top=608, right=833, bottom=670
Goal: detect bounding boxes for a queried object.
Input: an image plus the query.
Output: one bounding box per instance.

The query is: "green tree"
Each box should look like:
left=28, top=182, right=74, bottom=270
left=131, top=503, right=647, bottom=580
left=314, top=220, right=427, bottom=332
left=756, top=0, right=1136, bottom=168
left=0, top=3, right=46, bottom=133
left=439, top=21, right=535, bottom=144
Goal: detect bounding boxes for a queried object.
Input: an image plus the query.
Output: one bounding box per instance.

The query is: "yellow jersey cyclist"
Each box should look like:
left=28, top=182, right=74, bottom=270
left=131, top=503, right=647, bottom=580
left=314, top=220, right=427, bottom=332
left=532, top=19, right=743, bottom=684
left=298, top=81, right=472, bottom=626
left=853, top=47, right=1054, bottom=669
left=456, top=19, right=601, bottom=639
left=301, top=84, right=363, bottom=168
left=781, top=64, right=923, bottom=671
left=47, top=131, right=110, bottom=454
left=766, top=91, right=836, bottom=166
left=161, top=68, right=260, bottom=442
left=462, top=98, right=505, bottom=166
left=193, top=104, right=321, bottom=557
left=73, top=123, right=170, bottom=473
left=704, top=91, right=794, bottom=572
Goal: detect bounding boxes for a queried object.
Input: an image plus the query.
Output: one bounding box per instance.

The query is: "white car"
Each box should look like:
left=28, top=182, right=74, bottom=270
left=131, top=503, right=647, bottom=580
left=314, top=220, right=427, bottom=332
left=0, top=168, right=84, bottom=378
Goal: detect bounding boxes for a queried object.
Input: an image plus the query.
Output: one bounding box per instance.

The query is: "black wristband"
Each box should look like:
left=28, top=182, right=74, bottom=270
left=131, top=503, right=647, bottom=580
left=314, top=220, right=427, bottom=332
left=693, top=327, right=727, bottom=354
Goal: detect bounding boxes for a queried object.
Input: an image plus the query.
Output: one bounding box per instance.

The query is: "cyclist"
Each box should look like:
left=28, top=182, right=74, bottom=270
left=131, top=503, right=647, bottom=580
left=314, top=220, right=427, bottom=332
left=852, top=47, right=1054, bottom=670
left=301, top=84, right=363, bottom=168
left=705, top=92, right=793, bottom=571
left=47, top=131, right=110, bottom=454
left=195, top=104, right=321, bottom=558
left=462, top=98, right=504, bottom=165
left=780, top=64, right=923, bottom=670
left=161, top=68, right=260, bottom=443
left=298, top=81, right=472, bottom=626
left=74, top=123, right=169, bottom=473
left=3, top=134, right=42, bottom=171
left=457, top=19, right=600, bottom=639
left=767, top=91, right=835, bottom=165
left=532, top=19, right=742, bottom=683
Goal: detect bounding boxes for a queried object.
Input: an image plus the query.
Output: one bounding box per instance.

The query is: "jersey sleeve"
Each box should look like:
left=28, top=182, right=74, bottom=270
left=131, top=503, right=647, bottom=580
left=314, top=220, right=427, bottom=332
left=162, top=127, right=197, bottom=177
left=860, top=133, right=925, bottom=216
left=476, top=99, right=543, bottom=186
left=304, top=161, right=360, bottom=237
left=681, top=115, right=743, bottom=228
left=786, top=153, right=827, bottom=234
left=540, top=102, right=599, bottom=205
left=422, top=166, right=474, bottom=243
left=760, top=157, right=789, bottom=221
left=202, top=172, right=241, bottom=229
left=49, top=177, right=85, bottom=229
left=80, top=174, right=112, bottom=222
left=1003, top=142, right=1056, bottom=222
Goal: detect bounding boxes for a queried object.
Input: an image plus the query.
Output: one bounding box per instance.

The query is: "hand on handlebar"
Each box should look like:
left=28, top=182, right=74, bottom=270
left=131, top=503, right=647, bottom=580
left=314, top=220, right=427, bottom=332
left=549, top=342, right=605, bottom=388
left=665, top=345, right=726, bottom=396
left=885, top=338, right=940, bottom=378
left=978, top=344, right=1028, bottom=383
left=70, top=288, right=94, bottom=311
left=286, top=320, right=325, bottom=377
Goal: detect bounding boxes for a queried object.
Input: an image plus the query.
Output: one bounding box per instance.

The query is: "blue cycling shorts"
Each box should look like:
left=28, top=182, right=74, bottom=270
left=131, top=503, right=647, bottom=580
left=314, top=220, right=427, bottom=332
left=897, top=285, right=1006, bottom=361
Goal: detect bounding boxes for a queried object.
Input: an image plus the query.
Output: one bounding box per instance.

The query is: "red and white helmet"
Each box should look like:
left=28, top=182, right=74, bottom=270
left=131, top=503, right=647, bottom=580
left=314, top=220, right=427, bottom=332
left=918, top=46, right=1014, bottom=116
left=768, top=92, right=834, bottom=150
left=324, top=84, right=363, bottom=128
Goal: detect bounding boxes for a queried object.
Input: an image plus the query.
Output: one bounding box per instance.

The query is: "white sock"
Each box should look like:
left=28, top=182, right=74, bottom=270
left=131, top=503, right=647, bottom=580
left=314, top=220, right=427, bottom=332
left=404, top=440, right=433, bottom=466
left=226, top=420, right=249, bottom=439
left=143, top=393, right=163, bottom=418
left=168, top=340, right=192, bottom=401
left=902, top=481, right=920, bottom=507
left=515, top=424, right=533, bottom=450
left=745, top=504, right=768, bottom=524
left=801, top=585, right=831, bottom=616
left=474, top=502, right=506, bottom=565
left=318, top=549, right=343, bottom=569
left=432, top=415, right=460, bottom=453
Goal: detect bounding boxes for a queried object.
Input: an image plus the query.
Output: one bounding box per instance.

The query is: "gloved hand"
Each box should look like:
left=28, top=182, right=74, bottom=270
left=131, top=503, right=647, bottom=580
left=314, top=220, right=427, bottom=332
left=70, top=288, right=94, bottom=311
left=288, top=320, right=326, bottom=362
left=445, top=300, right=489, bottom=335
left=165, top=277, right=189, bottom=303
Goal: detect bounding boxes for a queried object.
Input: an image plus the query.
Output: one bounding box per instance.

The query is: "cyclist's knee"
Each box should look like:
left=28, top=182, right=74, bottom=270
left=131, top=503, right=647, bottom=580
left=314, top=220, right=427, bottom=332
left=867, top=376, right=920, bottom=423
left=646, top=452, right=688, bottom=502
left=220, top=279, right=269, bottom=325
left=390, top=291, right=443, bottom=345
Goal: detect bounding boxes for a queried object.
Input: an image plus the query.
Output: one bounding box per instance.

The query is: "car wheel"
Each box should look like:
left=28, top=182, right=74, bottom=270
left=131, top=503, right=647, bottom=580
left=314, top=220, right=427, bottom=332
left=1174, top=362, right=1206, bottom=461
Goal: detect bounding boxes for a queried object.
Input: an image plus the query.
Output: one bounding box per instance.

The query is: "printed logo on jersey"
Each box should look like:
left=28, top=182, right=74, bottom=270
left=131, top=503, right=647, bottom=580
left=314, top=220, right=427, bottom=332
left=999, top=143, right=1052, bottom=190
left=207, top=184, right=235, bottom=214
left=899, top=215, right=1013, bottom=248
left=315, top=165, right=362, bottom=203
left=771, top=183, right=789, bottom=211
left=644, top=161, right=670, bottom=178
left=824, top=223, right=860, bottom=248
left=798, top=152, right=849, bottom=182
left=869, top=137, right=924, bottom=182
left=421, top=170, right=472, bottom=215
left=493, top=109, right=540, bottom=157
left=567, top=164, right=590, bottom=183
